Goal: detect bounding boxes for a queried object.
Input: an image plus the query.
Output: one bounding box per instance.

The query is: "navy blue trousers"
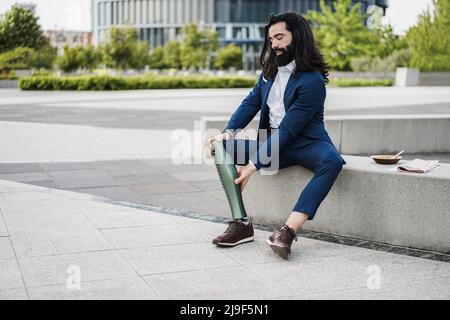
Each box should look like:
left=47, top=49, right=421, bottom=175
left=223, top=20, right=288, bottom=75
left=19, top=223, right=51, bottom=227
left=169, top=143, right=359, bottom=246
left=222, top=136, right=345, bottom=220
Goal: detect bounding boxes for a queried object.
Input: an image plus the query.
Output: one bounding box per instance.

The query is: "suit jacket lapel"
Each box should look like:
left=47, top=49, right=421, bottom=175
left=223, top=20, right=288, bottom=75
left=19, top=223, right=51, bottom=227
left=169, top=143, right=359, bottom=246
left=283, top=72, right=299, bottom=111
left=262, top=76, right=273, bottom=108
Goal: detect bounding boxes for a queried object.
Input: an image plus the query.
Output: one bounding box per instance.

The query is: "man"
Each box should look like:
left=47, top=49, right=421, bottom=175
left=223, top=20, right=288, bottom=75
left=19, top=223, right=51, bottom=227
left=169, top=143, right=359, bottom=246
left=205, top=12, right=346, bottom=260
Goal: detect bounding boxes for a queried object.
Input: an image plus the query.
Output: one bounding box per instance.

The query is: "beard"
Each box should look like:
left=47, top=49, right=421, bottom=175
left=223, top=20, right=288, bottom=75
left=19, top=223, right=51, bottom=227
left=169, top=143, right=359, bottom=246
left=274, top=44, right=294, bottom=67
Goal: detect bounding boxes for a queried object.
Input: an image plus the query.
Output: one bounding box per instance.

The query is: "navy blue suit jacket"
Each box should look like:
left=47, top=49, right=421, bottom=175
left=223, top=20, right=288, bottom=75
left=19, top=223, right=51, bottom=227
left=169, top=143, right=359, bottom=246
left=223, top=69, right=346, bottom=170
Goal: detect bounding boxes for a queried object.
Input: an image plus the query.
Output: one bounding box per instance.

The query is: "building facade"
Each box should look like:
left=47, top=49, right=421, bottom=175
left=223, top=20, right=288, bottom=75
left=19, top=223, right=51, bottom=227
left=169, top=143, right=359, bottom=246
left=45, top=30, right=93, bottom=56
left=91, top=0, right=388, bottom=70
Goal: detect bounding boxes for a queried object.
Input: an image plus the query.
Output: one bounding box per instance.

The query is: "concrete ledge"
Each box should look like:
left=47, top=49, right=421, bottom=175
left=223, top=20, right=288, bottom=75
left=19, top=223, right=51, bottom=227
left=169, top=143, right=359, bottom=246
left=0, top=80, right=19, bottom=89
left=243, top=155, right=450, bottom=253
left=201, top=114, right=450, bottom=154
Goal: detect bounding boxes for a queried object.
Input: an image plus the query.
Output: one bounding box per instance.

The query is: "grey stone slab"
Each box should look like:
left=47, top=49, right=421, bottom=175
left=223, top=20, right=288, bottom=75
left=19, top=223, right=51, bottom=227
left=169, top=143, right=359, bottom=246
left=143, top=266, right=285, bottom=299
left=246, top=250, right=450, bottom=295
left=83, top=208, right=178, bottom=229
left=129, top=181, right=200, bottom=195
left=338, top=250, right=450, bottom=285
left=0, top=214, right=8, bottom=237
left=0, top=190, right=77, bottom=214
left=0, top=237, right=15, bottom=260
left=112, top=173, right=179, bottom=186
left=0, top=172, right=50, bottom=183
left=160, top=163, right=216, bottom=174
left=204, top=190, right=227, bottom=202
left=0, top=288, right=28, bottom=300
left=75, top=199, right=149, bottom=215
left=0, top=163, right=43, bottom=174
left=138, top=192, right=230, bottom=218
left=0, top=259, right=24, bottom=290
left=40, top=162, right=97, bottom=171
left=69, top=186, right=141, bottom=202
left=18, top=250, right=136, bottom=287
left=168, top=171, right=218, bottom=182
left=2, top=194, right=112, bottom=257
left=48, top=169, right=121, bottom=189
left=28, top=276, right=159, bottom=300
left=290, top=278, right=450, bottom=300
left=94, top=160, right=161, bottom=176
left=119, top=242, right=238, bottom=275
left=28, top=180, right=59, bottom=188
left=188, top=180, right=224, bottom=192
left=101, top=224, right=205, bottom=249
left=245, top=257, right=369, bottom=294
left=0, top=179, right=39, bottom=192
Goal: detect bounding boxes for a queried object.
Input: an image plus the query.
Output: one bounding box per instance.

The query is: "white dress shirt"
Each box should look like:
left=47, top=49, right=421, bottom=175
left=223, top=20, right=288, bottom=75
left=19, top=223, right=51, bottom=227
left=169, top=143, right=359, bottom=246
left=267, top=59, right=296, bottom=129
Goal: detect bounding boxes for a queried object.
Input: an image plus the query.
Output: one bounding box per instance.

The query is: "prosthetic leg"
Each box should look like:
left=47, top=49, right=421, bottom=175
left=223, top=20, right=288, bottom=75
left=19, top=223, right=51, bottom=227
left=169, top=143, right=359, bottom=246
left=211, top=140, right=247, bottom=220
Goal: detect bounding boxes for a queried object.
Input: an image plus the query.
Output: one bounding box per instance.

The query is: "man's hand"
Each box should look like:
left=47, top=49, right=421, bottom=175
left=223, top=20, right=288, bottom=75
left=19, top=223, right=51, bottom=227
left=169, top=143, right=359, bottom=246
left=205, top=132, right=232, bottom=156
left=234, top=162, right=257, bottom=192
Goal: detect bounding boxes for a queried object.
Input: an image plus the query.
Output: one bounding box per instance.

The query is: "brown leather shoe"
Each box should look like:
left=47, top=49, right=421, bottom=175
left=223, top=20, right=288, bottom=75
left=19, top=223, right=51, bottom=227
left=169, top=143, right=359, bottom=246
left=212, top=219, right=254, bottom=247
left=265, top=224, right=298, bottom=260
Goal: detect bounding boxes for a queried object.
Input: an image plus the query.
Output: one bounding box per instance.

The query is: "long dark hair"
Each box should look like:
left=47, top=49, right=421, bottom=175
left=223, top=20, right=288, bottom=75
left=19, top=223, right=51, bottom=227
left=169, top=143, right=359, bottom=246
left=260, top=12, right=329, bottom=84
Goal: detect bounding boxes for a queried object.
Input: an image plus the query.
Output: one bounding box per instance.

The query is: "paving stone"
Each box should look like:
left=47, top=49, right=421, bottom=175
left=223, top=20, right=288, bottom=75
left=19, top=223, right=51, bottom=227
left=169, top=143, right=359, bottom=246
left=0, top=237, right=15, bottom=259
left=0, top=259, right=24, bottom=290
left=129, top=182, right=200, bottom=195
left=28, top=277, right=159, bottom=300
left=101, top=224, right=205, bottom=249
left=0, top=172, right=50, bottom=183
left=119, top=242, right=238, bottom=275
left=48, top=169, right=121, bottom=189
left=83, top=208, right=178, bottom=229
left=18, top=250, right=137, bottom=287
left=40, top=162, right=97, bottom=171
left=0, top=288, right=28, bottom=300
left=0, top=163, right=43, bottom=174
left=143, top=266, right=286, bottom=299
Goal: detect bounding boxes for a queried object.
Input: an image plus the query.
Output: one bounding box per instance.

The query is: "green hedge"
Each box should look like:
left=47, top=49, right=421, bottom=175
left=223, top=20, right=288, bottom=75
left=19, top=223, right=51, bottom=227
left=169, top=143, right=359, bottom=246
left=19, top=75, right=258, bottom=90
left=329, top=78, right=393, bottom=87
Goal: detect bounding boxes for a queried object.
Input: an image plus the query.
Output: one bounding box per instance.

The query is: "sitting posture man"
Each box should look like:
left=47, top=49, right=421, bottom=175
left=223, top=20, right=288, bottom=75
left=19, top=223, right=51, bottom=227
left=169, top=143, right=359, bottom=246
left=206, top=12, right=346, bottom=260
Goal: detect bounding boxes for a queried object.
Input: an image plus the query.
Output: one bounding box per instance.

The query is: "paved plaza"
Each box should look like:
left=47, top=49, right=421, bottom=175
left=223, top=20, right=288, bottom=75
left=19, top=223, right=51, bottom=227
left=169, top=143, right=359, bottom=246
left=0, top=87, right=449, bottom=299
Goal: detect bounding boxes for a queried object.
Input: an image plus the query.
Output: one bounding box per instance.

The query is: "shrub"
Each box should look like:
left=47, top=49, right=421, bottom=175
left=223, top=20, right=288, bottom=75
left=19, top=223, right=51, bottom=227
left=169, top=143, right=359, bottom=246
left=350, top=48, right=412, bottom=72
left=329, top=78, right=393, bottom=87
left=19, top=74, right=258, bottom=91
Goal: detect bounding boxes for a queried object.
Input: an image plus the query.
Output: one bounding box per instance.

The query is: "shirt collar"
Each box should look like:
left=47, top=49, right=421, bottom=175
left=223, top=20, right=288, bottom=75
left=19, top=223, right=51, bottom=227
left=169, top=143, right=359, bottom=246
left=278, top=59, right=296, bottom=73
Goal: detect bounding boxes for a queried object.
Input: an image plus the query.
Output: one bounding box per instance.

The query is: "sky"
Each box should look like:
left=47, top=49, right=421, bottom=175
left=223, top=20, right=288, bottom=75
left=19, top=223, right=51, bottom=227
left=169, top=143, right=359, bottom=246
left=0, top=0, right=436, bottom=35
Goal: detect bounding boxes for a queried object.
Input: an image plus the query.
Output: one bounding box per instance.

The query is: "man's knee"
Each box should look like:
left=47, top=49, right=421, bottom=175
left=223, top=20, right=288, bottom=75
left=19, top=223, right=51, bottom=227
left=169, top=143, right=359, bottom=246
left=317, top=154, right=343, bottom=174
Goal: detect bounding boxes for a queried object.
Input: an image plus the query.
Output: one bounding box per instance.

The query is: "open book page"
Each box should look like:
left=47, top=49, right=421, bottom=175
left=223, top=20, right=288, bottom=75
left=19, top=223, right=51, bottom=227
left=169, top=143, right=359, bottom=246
left=397, top=159, right=440, bottom=173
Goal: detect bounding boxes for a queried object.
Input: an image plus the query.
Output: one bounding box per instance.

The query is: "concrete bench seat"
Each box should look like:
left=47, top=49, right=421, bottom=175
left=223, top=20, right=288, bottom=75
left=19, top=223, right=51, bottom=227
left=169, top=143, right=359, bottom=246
left=201, top=116, right=450, bottom=253
left=243, top=155, right=450, bottom=253
left=201, top=114, right=450, bottom=154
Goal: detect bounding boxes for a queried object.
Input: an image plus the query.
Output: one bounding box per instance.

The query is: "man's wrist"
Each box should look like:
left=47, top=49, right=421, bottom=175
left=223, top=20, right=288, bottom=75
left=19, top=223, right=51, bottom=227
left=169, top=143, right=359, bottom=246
left=222, top=129, right=234, bottom=138
left=248, top=160, right=257, bottom=171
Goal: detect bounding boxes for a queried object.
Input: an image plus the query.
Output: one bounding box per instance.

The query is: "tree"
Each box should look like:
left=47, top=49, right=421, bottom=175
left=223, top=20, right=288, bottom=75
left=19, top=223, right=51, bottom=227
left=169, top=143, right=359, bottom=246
left=0, top=4, right=48, bottom=52
left=405, top=0, right=450, bottom=71
left=57, top=45, right=102, bottom=72
left=148, top=46, right=168, bottom=69
left=57, top=45, right=86, bottom=72
left=305, top=0, right=380, bottom=70
left=32, top=45, right=57, bottom=69
left=214, top=44, right=243, bottom=70
left=100, top=26, right=149, bottom=70
left=0, top=46, right=56, bottom=71
left=129, top=42, right=150, bottom=69
left=163, top=40, right=181, bottom=69
left=0, top=47, right=35, bottom=72
left=82, top=45, right=102, bottom=71
left=179, top=23, right=219, bottom=70
left=371, top=24, right=408, bottom=58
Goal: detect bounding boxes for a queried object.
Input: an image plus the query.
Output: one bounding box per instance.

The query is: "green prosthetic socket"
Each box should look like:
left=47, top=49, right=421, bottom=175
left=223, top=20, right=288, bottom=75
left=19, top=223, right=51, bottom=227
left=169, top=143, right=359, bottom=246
left=211, top=140, right=247, bottom=220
